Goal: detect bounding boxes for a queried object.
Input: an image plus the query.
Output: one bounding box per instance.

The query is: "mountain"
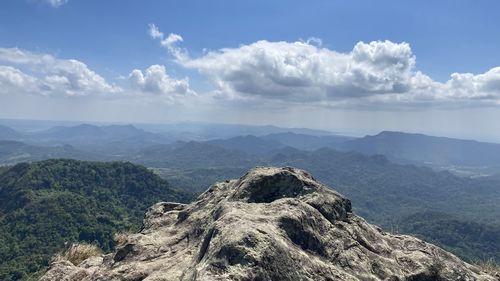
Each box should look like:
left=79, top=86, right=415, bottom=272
left=262, top=132, right=354, bottom=150
left=34, top=124, right=104, bottom=140
left=0, top=159, right=191, bottom=281
left=134, top=141, right=254, bottom=169
left=207, top=135, right=285, bottom=156
left=3, top=130, right=500, bottom=268
left=33, top=124, right=169, bottom=144
left=148, top=144, right=500, bottom=229
left=0, top=125, right=23, bottom=140
left=0, top=140, right=98, bottom=165
left=1, top=119, right=338, bottom=142
left=267, top=148, right=500, bottom=227
left=145, top=144, right=500, bottom=263
left=29, top=124, right=175, bottom=157
left=40, top=167, right=496, bottom=281
left=340, top=131, right=500, bottom=172
left=0, top=118, right=84, bottom=133
left=138, top=121, right=335, bottom=140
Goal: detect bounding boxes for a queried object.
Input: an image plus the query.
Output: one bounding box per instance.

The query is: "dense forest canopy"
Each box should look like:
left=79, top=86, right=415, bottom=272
left=0, top=159, right=191, bottom=280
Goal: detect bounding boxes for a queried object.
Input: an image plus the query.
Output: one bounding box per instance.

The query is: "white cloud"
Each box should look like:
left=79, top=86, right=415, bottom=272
left=0, top=66, right=38, bottom=95
left=0, top=47, right=192, bottom=102
left=0, top=47, right=53, bottom=64
left=148, top=24, right=163, bottom=39
left=305, top=37, right=322, bottom=46
left=128, top=64, right=194, bottom=98
left=444, top=68, right=500, bottom=101
left=45, top=0, right=68, bottom=8
left=147, top=25, right=187, bottom=62
left=161, top=33, right=183, bottom=49
left=149, top=25, right=500, bottom=108
left=3, top=27, right=500, bottom=111
left=0, top=48, right=121, bottom=97
left=179, top=40, right=417, bottom=103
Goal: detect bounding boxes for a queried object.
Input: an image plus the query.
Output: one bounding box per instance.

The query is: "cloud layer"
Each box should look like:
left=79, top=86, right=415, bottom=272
left=149, top=26, right=500, bottom=108
left=2, top=27, right=500, bottom=110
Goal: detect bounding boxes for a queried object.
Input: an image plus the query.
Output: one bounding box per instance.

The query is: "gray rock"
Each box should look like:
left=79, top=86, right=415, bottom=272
left=40, top=167, right=498, bottom=281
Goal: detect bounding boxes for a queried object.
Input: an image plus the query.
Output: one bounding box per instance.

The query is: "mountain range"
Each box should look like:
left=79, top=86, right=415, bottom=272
left=1, top=122, right=500, bottom=279
left=338, top=131, right=500, bottom=174
left=3, top=123, right=500, bottom=176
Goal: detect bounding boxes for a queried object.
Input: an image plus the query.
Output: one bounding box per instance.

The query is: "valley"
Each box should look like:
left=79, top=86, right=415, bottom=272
left=1, top=122, right=500, bottom=279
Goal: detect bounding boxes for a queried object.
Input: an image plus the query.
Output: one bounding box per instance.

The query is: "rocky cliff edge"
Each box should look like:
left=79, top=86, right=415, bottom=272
left=40, top=167, right=498, bottom=281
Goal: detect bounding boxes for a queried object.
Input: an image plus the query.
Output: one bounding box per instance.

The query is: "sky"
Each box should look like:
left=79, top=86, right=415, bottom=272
left=1, top=0, right=500, bottom=140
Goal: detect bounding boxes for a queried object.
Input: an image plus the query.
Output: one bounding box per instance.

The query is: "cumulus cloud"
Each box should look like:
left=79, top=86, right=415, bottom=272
left=178, top=40, right=418, bottom=103
left=0, top=48, right=121, bottom=97
left=128, top=64, right=194, bottom=97
left=444, top=68, right=500, bottom=101
left=0, top=47, right=192, bottom=102
left=0, top=66, right=38, bottom=95
left=149, top=25, right=500, bottom=108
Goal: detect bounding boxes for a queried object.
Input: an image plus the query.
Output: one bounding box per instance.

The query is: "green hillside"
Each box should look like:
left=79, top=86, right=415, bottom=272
left=398, top=212, right=500, bottom=263
left=0, top=159, right=191, bottom=281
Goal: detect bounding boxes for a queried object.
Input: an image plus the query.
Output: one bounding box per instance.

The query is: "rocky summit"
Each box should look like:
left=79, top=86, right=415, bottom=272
left=41, top=167, right=498, bottom=281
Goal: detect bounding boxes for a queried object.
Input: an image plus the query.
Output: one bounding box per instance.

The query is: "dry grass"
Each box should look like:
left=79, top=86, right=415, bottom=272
left=53, top=243, right=102, bottom=266
left=474, top=258, right=500, bottom=277
left=113, top=231, right=131, bottom=246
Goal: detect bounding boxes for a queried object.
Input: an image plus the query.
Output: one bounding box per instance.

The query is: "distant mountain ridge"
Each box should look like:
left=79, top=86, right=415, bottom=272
left=32, top=124, right=168, bottom=144
left=340, top=131, right=500, bottom=169
left=262, top=132, right=354, bottom=150
left=0, top=125, right=24, bottom=140
left=0, top=120, right=338, bottom=141
left=134, top=141, right=255, bottom=169
left=137, top=121, right=337, bottom=139
left=0, top=140, right=99, bottom=165
left=207, top=135, right=285, bottom=156
left=3, top=122, right=500, bottom=175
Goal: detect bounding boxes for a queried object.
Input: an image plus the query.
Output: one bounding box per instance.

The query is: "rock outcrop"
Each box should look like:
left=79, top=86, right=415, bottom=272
left=40, top=167, right=498, bottom=281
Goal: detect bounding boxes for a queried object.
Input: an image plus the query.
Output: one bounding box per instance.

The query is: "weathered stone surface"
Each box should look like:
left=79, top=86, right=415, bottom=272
left=40, top=167, right=498, bottom=281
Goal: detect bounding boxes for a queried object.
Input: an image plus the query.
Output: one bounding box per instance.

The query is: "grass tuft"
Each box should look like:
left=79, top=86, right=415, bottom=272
left=474, top=258, right=500, bottom=277
left=53, top=243, right=102, bottom=266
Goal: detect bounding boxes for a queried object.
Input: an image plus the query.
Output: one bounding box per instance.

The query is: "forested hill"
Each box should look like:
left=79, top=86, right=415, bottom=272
left=398, top=211, right=500, bottom=263
left=0, top=159, right=191, bottom=281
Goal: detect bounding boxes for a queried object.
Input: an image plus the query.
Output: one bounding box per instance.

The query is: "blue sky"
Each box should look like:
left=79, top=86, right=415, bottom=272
left=1, top=0, right=500, bottom=139
left=3, top=0, right=500, bottom=81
